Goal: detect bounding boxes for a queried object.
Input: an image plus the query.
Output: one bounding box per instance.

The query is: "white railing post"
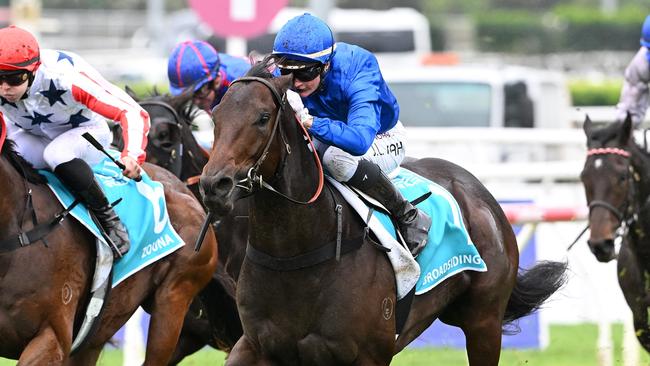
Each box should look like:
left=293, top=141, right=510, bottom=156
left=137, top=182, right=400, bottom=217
left=623, top=309, right=639, bottom=366
left=123, top=307, right=145, bottom=366
left=597, top=318, right=613, bottom=366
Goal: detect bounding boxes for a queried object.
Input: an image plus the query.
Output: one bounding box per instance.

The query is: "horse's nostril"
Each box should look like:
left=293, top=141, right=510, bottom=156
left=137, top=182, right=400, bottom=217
left=216, top=177, right=234, bottom=193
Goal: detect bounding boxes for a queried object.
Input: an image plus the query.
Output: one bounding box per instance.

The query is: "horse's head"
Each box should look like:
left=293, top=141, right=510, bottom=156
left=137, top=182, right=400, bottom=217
left=139, top=97, right=186, bottom=177
left=580, top=114, right=635, bottom=262
left=200, top=62, right=294, bottom=219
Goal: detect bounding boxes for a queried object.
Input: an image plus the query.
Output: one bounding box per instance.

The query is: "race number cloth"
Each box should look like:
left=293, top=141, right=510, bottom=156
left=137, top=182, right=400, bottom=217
left=40, top=154, right=185, bottom=288
left=330, top=167, right=487, bottom=298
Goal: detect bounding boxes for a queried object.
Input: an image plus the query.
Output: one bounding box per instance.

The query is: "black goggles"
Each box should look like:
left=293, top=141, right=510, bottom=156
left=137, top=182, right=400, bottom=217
left=0, top=72, right=29, bottom=87
left=279, top=64, right=323, bottom=82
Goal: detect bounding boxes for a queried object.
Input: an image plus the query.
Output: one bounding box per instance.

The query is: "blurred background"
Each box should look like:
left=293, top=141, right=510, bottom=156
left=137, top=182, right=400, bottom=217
left=1, top=0, right=649, bottom=365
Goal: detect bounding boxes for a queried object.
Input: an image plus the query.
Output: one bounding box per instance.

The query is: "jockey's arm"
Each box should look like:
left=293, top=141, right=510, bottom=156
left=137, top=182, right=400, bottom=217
left=616, top=47, right=650, bottom=126
left=70, top=73, right=150, bottom=178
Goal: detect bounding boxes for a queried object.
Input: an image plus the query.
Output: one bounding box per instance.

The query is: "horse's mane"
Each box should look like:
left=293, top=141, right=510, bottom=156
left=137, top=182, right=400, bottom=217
left=245, top=55, right=278, bottom=79
left=1, top=139, right=47, bottom=184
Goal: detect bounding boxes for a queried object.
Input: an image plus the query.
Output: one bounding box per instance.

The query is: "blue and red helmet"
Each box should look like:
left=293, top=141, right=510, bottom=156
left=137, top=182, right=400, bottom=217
left=641, top=14, right=650, bottom=48
left=167, top=40, right=220, bottom=96
left=272, top=13, right=335, bottom=65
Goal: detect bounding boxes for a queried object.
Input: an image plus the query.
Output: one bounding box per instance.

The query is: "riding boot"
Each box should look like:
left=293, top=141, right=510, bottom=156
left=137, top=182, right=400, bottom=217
left=54, top=158, right=130, bottom=258
left=347, top=160, right=432, bottom=256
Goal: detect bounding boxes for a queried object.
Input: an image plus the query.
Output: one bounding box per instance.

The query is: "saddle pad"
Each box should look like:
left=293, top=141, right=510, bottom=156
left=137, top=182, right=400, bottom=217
left=327, top=177, right=420, bottom=300
left=40, top=153, right=185, bottom=288
left=386, top=168, right=487, bottom=295
left=330, top=167, right=487, bottom=297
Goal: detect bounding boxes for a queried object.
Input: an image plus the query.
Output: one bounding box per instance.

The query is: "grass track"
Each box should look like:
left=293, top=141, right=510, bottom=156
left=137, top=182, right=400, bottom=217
left=2, top=324, right=648, bottom=365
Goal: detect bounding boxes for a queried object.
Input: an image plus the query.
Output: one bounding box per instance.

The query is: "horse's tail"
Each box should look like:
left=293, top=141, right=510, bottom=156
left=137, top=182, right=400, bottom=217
left=502, top=260, right=568, bottom=333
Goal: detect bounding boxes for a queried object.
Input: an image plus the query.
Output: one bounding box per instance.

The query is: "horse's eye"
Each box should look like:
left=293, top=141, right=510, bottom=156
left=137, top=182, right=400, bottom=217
left=257, top=112, right=271, bottom=125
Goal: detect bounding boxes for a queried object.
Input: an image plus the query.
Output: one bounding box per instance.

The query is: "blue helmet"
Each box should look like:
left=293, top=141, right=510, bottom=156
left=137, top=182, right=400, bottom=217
left=167, top=40, right=221, bottom=96
left=641, top=14, right=650, bottom=47
left=272, top=13, right=335, bottom=65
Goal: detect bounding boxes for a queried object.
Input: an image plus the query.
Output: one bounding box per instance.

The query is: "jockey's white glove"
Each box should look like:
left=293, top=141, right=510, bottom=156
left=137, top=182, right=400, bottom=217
left=287, top=90, right=313, bottom=129
left=287, top=89, right=304, bottom=113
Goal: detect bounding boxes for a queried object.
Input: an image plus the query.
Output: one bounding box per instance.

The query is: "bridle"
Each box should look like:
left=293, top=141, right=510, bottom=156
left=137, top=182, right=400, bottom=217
left=586, top=147, right=638, bottom=237
left=230, top=76, right=323, bottom=205
left=140, top=99, right=184, bottom=175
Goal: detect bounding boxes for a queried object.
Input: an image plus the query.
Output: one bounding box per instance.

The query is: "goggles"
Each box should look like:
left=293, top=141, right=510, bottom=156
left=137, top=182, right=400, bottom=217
left=0, top=71, right=29, bottom=87
left=279, top=64, right=323, bottom=82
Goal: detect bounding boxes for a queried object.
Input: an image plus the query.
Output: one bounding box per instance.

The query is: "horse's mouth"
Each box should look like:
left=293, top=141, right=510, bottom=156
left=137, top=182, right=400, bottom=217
left=202, top=194, right=234, bottom=220
left=588, top=239, right=617, bottom=262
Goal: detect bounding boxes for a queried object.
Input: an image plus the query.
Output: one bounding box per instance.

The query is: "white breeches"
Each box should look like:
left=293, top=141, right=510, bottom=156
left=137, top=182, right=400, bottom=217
left=314, top=121, right=407, bottom=182
left=9, top=123, right=111, bottom=170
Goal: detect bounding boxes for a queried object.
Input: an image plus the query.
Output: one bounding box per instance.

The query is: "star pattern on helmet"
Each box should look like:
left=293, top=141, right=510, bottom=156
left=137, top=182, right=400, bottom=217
left=39, top=80, right=67, bottom=106
left=23, top=111, right=54, bottom=126
left=0, top=96, right=17, bottom=109
left=66, top=110, right=90, bottom=128
left=57, top=51, right=74, bottom=65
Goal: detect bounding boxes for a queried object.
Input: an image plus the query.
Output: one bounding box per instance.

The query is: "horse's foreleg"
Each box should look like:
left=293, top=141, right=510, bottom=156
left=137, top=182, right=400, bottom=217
left=142, top=283, right=195, bottom=366
left=18, top=326, right=68, bottom=365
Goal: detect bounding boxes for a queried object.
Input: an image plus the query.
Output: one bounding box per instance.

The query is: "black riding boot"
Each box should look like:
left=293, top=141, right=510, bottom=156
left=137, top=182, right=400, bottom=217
left=54, top=158, right=130, bottom=258
left=348, top=160, right=432, bottom=256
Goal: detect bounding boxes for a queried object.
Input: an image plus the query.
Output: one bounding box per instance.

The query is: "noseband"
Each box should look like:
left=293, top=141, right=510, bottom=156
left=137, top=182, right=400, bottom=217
left=586, top=147, right=637, bottom=234
left=230, top=76, right=323, bottom=205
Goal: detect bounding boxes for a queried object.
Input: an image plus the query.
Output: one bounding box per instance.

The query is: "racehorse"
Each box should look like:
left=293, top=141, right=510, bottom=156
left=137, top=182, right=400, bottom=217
left=0, top=128, right=218, bottom=364
left=115, top=90, right=246, bottom=362
left=580, top=115, right=650, bottom=352
left=199, top=61, right=568, bottom=366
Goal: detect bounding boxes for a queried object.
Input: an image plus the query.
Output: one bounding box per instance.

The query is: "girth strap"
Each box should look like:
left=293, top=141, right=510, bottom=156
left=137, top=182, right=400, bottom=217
left=246, top=235, right=365, bottom=271
left=0, top=199, right=80, bottom=253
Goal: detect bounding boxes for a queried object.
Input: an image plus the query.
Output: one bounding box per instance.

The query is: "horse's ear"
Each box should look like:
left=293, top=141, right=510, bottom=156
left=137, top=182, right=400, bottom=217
left=124, top=85, right=139, bottom=102
left=274, top=74, right=293, bottom=94
left=620, top=111, right=633, bottom=144
left=583, top=114, right=592, bottom=138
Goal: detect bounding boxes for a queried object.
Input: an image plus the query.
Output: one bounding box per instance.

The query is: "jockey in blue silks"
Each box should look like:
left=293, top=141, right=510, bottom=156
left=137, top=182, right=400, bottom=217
left=272, top=13, right=432, bottom=256
left=616, top=14, right=650, bottom=126
left=167, top=40, right=250, bottom=133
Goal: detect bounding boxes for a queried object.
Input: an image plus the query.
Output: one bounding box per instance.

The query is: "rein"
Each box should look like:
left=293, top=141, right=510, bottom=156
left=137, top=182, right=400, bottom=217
left=231, top=76, right=324, bottom=205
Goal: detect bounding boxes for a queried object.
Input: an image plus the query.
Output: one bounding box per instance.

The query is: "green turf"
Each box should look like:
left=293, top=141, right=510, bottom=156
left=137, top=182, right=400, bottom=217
left=2, top=324, right=649, bottom=365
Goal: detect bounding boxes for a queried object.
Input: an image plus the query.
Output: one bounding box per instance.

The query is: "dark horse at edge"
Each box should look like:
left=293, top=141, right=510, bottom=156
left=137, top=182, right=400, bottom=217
left=199, top=62, right=568, bottom=365
left=581, top=115, right=650, bottom=352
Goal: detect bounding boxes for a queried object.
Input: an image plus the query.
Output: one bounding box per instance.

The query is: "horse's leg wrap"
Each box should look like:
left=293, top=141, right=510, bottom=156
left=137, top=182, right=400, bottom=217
left=347, top=159, right=431, bottom=256
left=54, top=158, right=130, bottom=258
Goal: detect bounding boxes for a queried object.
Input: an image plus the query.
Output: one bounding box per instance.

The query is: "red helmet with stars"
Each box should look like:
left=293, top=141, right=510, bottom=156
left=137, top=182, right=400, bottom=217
left=0, top=26, right=41, bottom=74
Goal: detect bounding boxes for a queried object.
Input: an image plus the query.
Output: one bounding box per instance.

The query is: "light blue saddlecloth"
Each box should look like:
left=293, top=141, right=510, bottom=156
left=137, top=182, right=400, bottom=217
left=373, top=168, right=487, bottom=295
left=41, top=153, right=185, bottom=288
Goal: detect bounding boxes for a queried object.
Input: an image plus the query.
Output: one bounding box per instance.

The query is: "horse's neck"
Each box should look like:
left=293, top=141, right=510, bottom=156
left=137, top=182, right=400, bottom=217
left=249, top=130, right=341, bottom=256
left=629, top=153, right=650, bottom=262
left=0, top=158, right=31, bottom=235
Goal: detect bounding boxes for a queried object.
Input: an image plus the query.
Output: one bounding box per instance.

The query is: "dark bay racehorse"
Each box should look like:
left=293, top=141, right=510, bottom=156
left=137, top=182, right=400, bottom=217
left=199, top=62, right=568, bottom=365
left=0, top=130, right=218, bottom=364
left=581, top=115, right=650, bottom=351
left=114, top=90, right=246, bottom=362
